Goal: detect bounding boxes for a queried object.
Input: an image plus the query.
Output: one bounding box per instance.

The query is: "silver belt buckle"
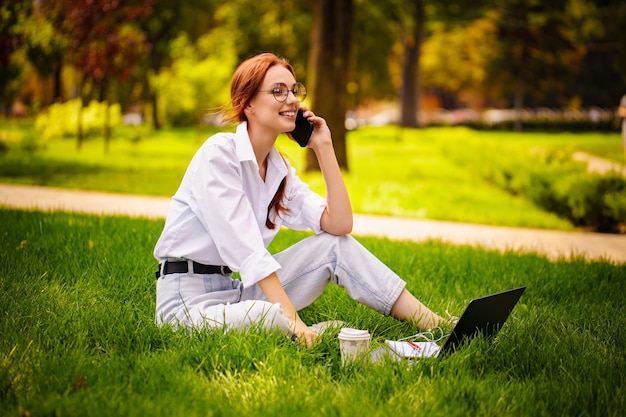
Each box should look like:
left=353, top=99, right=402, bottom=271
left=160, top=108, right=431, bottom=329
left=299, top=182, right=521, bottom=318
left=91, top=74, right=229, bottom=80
left=220, top=265, right=228, bottom=275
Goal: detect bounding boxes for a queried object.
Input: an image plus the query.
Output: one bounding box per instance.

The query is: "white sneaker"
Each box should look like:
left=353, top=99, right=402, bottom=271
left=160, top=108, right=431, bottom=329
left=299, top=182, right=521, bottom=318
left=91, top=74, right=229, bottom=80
left=309, top=320, right=346, bottom=334
left=446, top=310, right=459, bottom=325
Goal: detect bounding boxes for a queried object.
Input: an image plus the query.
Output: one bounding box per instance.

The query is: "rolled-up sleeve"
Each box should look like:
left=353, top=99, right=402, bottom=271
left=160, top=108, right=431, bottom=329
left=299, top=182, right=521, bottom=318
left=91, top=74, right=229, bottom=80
left=188, top=141, right=280, bottom=287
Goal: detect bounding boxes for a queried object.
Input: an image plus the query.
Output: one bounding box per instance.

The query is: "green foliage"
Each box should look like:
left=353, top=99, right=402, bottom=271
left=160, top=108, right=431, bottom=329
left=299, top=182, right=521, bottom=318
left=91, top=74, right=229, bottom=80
left=0, top=0, right=32, bottom=106
left=511, top=153, right=626, bottom=232
left=149, top=30, right=237, bottom=126
left=552, top=173, right=626, bottom=232
left=0, top=209, right=625, bottom=417
left=0, top=54, right=28, bottom=110
left=23, top=11, right=66, bottom=80
left=440, top=131, right=626, bottom=232
left=215, top=0, right=312, bottom=75
left=33, top=99, right=122, bottom=140
left=352, top=0, right=398, bottom=101
left=421, top=11, right=499, bottom=94
left=488, top=0, right=585, bottom=103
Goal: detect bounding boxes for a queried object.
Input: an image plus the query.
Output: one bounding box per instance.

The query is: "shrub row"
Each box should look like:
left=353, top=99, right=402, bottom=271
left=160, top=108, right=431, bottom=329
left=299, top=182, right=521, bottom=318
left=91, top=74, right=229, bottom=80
left=34, top=99, right=122, bottom=140
left=444, top=143, right=626, bottom=233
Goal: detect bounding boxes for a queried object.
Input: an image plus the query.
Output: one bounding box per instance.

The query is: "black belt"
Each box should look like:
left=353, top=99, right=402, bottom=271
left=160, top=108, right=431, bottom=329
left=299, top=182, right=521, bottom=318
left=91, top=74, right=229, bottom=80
left=156, top=261, right=232, bottom=279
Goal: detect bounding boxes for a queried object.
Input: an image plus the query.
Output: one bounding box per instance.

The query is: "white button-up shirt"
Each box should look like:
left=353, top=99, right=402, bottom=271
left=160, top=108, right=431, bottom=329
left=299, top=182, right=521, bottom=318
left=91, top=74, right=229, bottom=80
left=154, top=122, right=327, bottom=287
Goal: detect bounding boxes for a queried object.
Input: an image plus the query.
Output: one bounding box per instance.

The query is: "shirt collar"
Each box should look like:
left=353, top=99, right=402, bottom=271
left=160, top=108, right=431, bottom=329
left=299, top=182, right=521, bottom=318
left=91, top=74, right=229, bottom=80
left=235, top=122, right=256, bottom=164
left=235, top=122, right=288, bottom=178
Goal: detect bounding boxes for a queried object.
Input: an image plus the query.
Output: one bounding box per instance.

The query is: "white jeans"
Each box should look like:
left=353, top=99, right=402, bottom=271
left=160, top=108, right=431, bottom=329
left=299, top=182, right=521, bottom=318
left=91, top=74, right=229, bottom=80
left=155, top=233, right=406, bottom=336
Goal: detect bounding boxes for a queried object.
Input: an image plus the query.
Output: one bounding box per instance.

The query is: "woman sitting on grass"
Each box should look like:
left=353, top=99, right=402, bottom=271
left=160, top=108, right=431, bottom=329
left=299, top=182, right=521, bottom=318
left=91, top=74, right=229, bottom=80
left=153, top=52, right=447, bottom=346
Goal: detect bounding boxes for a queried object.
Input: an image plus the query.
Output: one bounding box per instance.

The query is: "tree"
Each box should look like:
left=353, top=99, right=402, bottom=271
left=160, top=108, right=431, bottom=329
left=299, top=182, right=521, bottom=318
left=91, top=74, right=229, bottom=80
left=564, top=0, right=626, bottom=107
left=24, top=10, right=66, bottom=104
left=140, top=0, right=215, bottom=129
left=150, top=30, right=236, bottom=126
left=352, top=0, right=495, bottom=127
left=351, top=0, right=398, bottom=104
left=487, top=0, right=585, bottom=130
left=420, top=10, right=499, bottom=106
left=307, top=0, right=354, bottom=171
left=216, top=0, right=312, bottom=75
left=40, top=0, right=154, bottom=150
left=398, top=0, right=425, bottom=127
left=0, top=0, right=32, bottom=115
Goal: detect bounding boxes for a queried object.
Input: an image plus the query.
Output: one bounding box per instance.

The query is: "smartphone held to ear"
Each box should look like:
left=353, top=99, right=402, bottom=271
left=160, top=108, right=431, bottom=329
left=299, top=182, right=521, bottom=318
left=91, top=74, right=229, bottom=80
left=290, top=109, right=314, bottom=147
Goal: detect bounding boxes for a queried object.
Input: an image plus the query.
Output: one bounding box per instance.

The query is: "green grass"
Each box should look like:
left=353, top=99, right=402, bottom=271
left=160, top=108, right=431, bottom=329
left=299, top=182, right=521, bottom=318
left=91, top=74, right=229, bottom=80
left=1, top=120, right=623, bottom=230
left=1, top=208, right=625, bottom=416
left=0, top=121, right=218, bottom=196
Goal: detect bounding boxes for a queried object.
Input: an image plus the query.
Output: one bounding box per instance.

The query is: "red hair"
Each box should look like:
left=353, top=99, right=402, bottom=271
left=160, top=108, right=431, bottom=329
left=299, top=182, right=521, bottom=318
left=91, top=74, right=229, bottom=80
left=225, top=53, right=294, bottom=229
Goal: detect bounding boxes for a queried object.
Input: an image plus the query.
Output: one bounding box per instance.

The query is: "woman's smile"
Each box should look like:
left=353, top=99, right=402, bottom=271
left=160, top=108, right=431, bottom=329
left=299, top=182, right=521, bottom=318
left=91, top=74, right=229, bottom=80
left=279, top=110, right=296, bottom=118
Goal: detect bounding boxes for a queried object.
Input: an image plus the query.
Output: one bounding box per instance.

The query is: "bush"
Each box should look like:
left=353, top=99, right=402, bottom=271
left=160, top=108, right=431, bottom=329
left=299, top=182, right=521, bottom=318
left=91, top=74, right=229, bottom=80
left=34, top=99, right=122, bottom=140
left=149, top=30, right=236, bottom=127
left=443, top=140, right=626, bottom=233
left=558, top=174, right=626, bottom=233
left=521, top=153, right=626, bottom=233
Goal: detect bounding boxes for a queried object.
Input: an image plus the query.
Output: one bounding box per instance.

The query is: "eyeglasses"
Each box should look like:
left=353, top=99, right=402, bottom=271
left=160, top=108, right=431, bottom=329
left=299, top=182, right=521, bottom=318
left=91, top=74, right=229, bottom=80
left=258, top=82, right=307, bottom=102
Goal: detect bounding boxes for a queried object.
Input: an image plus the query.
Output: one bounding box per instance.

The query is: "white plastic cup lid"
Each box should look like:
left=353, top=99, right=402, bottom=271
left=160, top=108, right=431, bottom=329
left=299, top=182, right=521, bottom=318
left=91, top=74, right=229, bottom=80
left=338, top=327, right=370, bottom=341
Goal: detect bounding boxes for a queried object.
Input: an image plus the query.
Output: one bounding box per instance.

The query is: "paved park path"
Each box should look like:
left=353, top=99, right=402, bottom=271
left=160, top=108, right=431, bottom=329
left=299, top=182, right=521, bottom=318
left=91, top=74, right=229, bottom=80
left=2, top=183, right=625, bottom=265
left=573, top=152, right=626, bottom=177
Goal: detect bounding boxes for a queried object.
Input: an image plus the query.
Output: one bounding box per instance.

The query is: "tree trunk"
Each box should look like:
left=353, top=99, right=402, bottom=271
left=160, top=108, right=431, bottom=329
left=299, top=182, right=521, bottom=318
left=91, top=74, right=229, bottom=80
left=100, top=78, right=111, bottom=152
left=400, top=0, right=424, bottom=128
left=76, top=98, right=84, bottom=150
left=53, top=62, right=62, bottom=102
left=150, top=51, right=161, bottom=130
left=151, top=91, right=160, bottom=130
left=76, top=77, right=84, bottom=150
left=104, top=100, right=111, bottom=153
left=306, top=0, right=353, bottom=172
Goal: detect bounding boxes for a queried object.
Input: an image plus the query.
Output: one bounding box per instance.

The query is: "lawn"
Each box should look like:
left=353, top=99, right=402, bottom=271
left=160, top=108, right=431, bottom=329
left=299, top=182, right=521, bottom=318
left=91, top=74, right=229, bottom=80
left=1, top=208, right=625, bottom=417
left=1, top=120, right=623, bottom=231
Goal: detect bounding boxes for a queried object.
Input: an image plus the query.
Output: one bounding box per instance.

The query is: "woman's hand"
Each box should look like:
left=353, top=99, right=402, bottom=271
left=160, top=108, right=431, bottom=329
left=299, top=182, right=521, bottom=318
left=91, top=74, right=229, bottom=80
left=290, top=316, right=319, bottom=348
left=257, top=272, right=319, bottom=348
left=290, top=106, right=332, bottom=150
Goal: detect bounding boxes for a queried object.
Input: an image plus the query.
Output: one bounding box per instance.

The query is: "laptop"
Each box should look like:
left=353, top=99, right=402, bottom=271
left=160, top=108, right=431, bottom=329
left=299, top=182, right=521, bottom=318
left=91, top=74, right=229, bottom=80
left=383, top=286, right=526, bottom=360
left=439, top=286, right=526, bottom=355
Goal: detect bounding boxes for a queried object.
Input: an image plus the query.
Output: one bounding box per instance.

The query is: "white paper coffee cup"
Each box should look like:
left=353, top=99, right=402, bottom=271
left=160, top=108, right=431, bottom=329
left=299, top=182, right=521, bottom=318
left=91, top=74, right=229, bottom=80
left=338, top=327, right=370, bottom=365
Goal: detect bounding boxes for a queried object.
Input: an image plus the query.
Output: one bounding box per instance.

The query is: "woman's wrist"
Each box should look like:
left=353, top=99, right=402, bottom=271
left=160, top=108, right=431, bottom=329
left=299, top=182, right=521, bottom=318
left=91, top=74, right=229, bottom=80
left=309, top=137, right=334, bottom=154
